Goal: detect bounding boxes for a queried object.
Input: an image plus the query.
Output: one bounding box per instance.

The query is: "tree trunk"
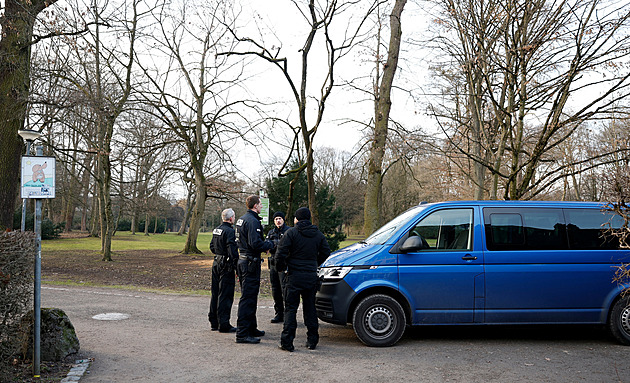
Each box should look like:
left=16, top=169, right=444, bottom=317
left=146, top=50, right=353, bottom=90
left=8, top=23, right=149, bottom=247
left=183, top=173, right=205, bottom=254
left=131, top=213, right=137, bottom=235
left=89, top=182, right=99, bottom=237
left=0, top=0, right=56, bottom=229
left=98, top=157, right=115, bottom=261
left=177, top=187, right=193, bottom=236
left=363, top=0, right=406, bottom=236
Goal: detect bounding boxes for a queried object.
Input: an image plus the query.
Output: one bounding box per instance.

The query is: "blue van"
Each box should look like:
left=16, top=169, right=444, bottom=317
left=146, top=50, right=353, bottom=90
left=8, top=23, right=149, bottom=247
left=315, top=201, right=630, bottom=346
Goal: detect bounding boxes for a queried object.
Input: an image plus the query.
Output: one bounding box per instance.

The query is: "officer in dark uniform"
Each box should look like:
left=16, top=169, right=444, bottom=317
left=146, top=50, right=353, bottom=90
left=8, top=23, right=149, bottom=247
left=208, top=208, right=238, bottom=333
left=275, top=207, right=331, bottom=352
left=266, top=211, right=290, bottom=323
left=234, top=195, right=274, bottom=344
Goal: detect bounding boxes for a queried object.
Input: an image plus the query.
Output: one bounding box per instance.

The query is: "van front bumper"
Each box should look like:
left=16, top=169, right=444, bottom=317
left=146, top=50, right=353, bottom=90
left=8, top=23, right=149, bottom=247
left=315, top=279, right=357, bottom=325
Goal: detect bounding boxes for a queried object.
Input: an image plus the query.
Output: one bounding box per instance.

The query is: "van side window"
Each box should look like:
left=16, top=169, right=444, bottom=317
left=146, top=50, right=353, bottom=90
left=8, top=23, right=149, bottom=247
left=484, top=208, right=567, bottom=251
left=564, top=209, right=623, bottom=250
left=409, top=209, right=472, bottom=250
left=486, top=213, right=524, bottom=249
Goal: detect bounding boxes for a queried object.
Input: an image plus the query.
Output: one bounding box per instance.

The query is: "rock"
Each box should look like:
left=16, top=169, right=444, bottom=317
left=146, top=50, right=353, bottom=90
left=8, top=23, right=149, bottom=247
left=19, top=308, right=80, bottom=361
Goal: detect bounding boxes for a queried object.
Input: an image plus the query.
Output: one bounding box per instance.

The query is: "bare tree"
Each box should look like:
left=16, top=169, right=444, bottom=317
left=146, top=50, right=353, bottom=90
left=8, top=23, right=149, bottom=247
left=220, top=0, right=381, bottom=224
left=363, top=0, right=407, bottom=235
left=425, top=0, right=630, bottom=200
left=0, top=0, right=61, bottom=229
left=137, top=0, right=251, bottom=253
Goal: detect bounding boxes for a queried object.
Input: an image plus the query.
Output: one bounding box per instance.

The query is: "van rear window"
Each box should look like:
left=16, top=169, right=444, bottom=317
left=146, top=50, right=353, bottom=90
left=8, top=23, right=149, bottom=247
left=484, top=208, right=567, bottom=251
left=564, top=209, right=622, bottom=250
left=483, top=207, right=624, bottom=251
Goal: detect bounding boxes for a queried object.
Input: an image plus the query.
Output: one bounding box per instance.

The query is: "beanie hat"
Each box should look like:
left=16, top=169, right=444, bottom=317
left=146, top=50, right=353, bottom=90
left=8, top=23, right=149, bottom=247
left=295, top=207, right=311, bottom=221
left=273, top=211, right=286, bottom=220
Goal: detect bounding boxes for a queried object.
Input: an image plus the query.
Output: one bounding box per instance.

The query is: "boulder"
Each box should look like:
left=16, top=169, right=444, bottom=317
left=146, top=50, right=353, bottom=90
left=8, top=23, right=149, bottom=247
left=19, top=307, right=80, bottom=361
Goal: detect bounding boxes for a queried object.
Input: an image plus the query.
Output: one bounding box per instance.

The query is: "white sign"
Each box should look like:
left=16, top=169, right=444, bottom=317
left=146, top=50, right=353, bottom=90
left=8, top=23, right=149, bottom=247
left=20, top=156, right=56, bottom=199
left=260, top=197, right=269, bottom=225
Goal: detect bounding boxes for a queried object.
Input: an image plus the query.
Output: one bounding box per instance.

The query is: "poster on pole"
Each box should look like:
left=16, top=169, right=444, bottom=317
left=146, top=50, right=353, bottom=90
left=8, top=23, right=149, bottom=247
left=20, top=156, right=56, bottom=199
left=260, top=197, right=269, bottom=226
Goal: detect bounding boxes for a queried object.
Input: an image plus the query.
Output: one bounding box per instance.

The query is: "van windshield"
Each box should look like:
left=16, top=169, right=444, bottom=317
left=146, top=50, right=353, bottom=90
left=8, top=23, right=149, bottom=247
left=364, top=205, right=426, bottom=245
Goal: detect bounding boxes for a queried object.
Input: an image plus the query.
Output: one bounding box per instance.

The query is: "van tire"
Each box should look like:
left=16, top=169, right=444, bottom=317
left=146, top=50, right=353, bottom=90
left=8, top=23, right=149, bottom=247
left=609, top=296, right=630, bottom=345
left=352, top=294, right=406, bottom=347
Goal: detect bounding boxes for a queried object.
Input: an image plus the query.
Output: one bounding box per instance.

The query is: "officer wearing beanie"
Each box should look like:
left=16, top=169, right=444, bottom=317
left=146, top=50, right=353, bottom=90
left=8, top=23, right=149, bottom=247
left=266, top=211, right=290, bottom=323
left=275, top=207, right=331, bottom=352
left=234, top=195, right=275, bottom=344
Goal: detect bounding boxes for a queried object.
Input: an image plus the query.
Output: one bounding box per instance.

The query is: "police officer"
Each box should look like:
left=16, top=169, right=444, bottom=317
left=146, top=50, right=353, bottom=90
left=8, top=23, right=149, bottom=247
left=208, top=208, right=238, bottom=333
left=275, top=207, right=331, bottom=352
left=266, top=211, right=290, bottom=323
left=234, top=195, right=274, bottom=344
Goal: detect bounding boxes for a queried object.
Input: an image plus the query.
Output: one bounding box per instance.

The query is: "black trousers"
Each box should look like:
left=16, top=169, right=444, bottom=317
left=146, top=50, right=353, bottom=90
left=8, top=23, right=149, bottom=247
left=236, top=259, right=261, bottom=338
left=280, top=272, right=319, bottom=348
left=269, top=262, right=286, bottom=318
left=208, top=261, right=236, bottom=330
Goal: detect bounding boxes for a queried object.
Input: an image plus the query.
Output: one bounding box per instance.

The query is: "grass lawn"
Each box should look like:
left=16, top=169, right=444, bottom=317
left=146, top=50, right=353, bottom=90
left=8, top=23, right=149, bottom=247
left=41, top=231, right=361, bottom=295
left=42, top=231, right=213, bottom=253
left=43, top=231, right=361, bottom=254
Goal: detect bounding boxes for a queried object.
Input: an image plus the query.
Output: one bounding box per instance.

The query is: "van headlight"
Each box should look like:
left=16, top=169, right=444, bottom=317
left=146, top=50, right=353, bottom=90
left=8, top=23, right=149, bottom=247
left=318, top=266, right=352, bottom=280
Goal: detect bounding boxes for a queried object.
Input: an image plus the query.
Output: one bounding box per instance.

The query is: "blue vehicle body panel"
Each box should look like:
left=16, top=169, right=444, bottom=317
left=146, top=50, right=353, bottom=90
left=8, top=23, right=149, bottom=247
left=315, top=200, right=628, bottom=329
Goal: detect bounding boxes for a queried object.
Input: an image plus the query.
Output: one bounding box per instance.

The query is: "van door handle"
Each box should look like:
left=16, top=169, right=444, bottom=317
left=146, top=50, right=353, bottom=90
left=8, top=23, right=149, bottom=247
left=462, top=255, right=477, bottom=261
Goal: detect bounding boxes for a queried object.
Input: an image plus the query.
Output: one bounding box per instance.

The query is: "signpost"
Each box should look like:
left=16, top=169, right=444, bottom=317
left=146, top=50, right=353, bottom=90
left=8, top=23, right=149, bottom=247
left=20, top=148, right=55, bottom=378
left=259, top=189, right=269, bottom=226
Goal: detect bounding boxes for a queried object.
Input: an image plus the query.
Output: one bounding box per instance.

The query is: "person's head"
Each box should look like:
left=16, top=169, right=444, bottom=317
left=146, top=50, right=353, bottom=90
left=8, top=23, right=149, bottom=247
left=294, top=207, right=311, bottom=224
left=222, top=208, right=235, bottom=224
left=246, top=195, right=262, bottom=213
left=273, top=211, right=285, bottom=228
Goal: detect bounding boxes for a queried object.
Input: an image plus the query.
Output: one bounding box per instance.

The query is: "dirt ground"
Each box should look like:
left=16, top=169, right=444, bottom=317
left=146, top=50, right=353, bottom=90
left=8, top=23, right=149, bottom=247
left=41, top=234, right=273, bottom=295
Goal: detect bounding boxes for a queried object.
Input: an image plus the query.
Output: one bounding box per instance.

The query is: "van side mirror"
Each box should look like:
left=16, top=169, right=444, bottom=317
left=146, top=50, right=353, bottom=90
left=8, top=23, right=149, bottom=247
left=400, top=236, right=428, bottom=253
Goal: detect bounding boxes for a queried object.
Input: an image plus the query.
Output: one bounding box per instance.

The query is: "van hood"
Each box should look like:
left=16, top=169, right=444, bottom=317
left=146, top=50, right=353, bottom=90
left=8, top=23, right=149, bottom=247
left=321, top=242, right=381, bottom=267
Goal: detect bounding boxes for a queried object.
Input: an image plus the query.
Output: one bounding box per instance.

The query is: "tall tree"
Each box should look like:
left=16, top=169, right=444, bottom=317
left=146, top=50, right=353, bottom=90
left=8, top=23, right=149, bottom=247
left=222, top=0, right=381, bottom=225
left=363, top=0, right=407, bottom=235
left=426, top=0, right=630, bottom=200
left=137, top=0, right=250, bottom=253
left=0, top=0, right=59, bottom=229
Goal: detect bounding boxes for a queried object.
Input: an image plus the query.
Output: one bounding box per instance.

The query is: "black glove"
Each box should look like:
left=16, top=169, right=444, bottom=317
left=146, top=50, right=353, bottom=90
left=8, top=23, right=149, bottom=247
left=275, top=256, right=287, bottom=273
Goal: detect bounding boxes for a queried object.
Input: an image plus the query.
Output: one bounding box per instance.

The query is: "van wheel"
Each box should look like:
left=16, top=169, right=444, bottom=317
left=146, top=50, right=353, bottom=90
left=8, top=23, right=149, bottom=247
left=609, top=296, right=630, bottom=345
left=352, top=294, right=406, bottom=347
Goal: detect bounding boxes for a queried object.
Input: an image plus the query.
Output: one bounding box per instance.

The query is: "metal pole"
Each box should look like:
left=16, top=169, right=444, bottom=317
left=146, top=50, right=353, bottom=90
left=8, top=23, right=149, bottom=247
left=21, top=140, right=32, bottom=231
left=33, top=145, right=42, bottom=378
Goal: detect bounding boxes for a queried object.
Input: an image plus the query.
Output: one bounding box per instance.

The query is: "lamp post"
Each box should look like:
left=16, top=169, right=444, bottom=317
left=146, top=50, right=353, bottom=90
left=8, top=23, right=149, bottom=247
left=18, top=129, right=42, bottom=231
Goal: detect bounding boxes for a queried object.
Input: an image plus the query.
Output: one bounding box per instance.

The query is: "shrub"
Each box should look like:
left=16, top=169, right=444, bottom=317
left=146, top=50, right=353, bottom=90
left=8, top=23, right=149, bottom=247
left=12, top=209, right=62, bottom=239
left=117, top=218, right=132, bottom=232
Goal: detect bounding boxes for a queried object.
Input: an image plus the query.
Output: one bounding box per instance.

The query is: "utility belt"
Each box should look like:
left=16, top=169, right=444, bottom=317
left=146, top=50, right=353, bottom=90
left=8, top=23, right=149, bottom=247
left=215, top=254, right=232, bottom=263
left=238, top=254, right=260, bottom=262
left=238, top=251, right=261, bottom=273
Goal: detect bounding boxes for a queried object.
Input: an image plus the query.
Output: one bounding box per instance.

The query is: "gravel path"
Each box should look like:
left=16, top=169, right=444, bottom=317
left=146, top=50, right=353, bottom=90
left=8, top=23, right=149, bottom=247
left=43, top=285, right=630, bottom=383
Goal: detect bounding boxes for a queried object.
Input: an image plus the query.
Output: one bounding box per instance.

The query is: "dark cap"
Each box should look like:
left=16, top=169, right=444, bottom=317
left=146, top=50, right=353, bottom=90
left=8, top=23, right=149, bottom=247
left=295, top=207, right=311, bottom=221
left=273, top=211, right=285, bottom=220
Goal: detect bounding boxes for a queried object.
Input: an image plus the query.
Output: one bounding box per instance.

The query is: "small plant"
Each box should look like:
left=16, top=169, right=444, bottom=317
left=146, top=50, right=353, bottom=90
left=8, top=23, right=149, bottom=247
left=605, top=202, right=630, bottom=296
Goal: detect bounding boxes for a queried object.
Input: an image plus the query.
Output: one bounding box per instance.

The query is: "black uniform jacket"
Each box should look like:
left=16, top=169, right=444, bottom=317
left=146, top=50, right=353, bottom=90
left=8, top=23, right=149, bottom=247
left=266, top=223, right=290, bottom=256
left=210, top=222, right=238, bottom=267
left=275, top=220, right=331, bottom=274
left=235, top=210, right=274, bottom=257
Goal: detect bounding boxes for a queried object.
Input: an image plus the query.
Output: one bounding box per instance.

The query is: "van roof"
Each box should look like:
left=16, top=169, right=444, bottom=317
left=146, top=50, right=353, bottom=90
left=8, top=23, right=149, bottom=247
left=419, top=200, right=610, bottom=209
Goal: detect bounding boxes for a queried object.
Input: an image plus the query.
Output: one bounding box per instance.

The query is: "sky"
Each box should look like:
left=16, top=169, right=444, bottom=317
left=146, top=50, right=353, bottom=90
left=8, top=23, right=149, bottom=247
left=227, top=0, right=430, bottom=188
